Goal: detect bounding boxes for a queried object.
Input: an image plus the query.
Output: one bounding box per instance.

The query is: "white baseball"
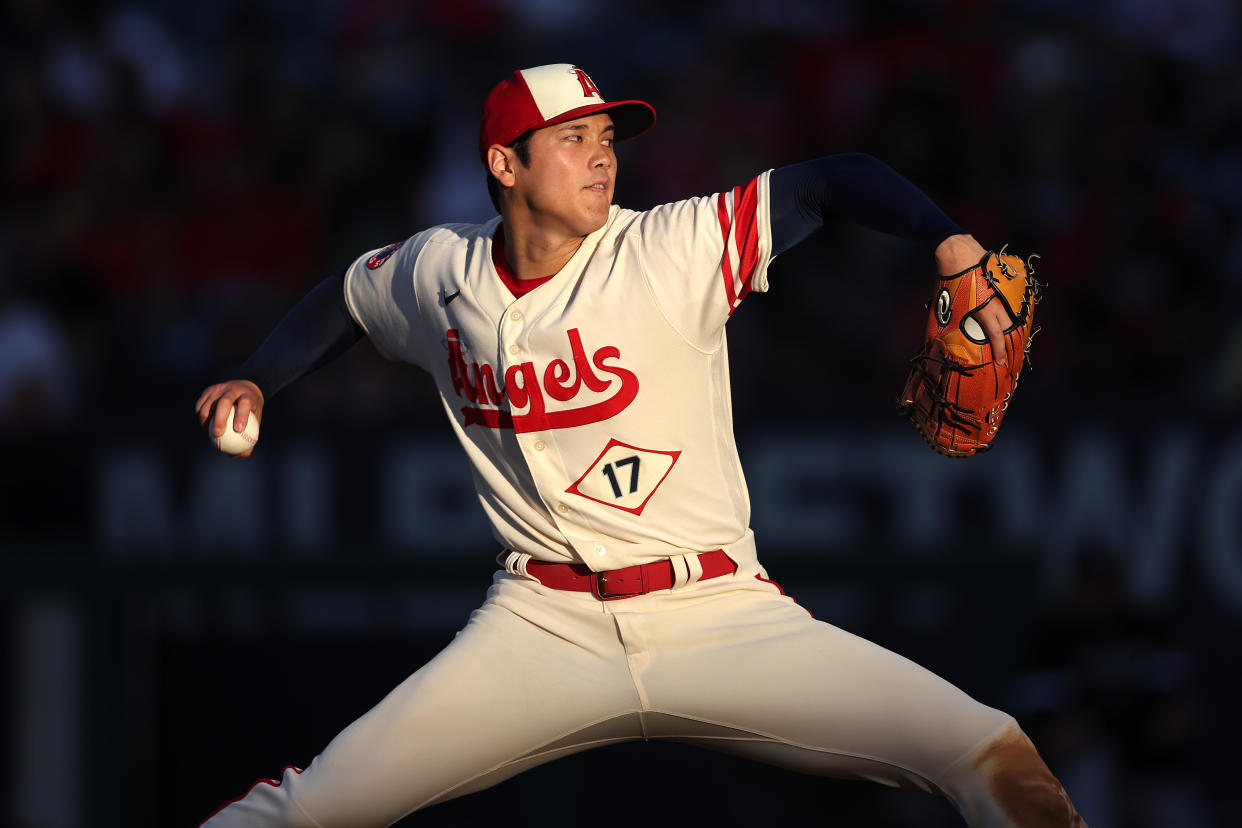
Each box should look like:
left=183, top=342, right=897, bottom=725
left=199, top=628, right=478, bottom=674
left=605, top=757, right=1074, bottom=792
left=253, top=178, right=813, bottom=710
left=212, top=404, right=260, bottom=456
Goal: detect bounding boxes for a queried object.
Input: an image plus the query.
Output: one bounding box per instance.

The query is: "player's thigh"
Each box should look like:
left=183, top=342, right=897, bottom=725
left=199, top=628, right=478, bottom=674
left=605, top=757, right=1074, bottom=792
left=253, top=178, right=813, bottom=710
left=291, top=579, right=644, bottom=825
left=636, top=587, right=1011, bottom=789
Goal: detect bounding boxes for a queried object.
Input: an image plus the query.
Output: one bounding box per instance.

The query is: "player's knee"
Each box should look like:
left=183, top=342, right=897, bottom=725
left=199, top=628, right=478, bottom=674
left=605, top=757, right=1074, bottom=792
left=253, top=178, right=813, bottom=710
left=972, top=722, right=1084, bottom=828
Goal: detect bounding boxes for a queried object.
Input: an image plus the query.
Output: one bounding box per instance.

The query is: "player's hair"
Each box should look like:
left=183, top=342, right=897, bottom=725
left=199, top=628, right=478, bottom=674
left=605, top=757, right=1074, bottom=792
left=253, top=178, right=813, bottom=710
left=485, top=130, right=533, bottom=213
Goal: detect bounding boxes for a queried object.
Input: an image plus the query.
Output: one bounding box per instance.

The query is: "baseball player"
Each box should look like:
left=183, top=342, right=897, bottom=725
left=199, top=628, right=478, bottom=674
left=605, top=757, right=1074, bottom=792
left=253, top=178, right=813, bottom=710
left=195, top=64, right=1083, bottom=827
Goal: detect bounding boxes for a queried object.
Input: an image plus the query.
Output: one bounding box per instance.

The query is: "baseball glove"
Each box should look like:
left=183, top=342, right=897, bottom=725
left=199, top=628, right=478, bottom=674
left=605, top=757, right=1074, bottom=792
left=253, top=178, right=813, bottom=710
left=899, top=247, right=1041, bottom=457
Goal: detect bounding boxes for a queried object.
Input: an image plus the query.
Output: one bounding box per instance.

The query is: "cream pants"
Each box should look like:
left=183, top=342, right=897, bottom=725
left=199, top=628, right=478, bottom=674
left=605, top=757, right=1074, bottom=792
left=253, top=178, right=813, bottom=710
left=200, top=561, right=1076, bottom=827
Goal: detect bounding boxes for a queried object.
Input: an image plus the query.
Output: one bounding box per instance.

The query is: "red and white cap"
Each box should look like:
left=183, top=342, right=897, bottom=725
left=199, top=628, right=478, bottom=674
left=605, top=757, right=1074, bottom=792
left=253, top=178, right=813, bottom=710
left=479, top=63, right=656, bottom=161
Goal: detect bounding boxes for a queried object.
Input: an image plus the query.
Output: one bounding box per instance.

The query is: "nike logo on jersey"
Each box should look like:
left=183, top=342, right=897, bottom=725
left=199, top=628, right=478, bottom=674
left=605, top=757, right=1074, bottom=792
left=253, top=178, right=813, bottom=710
left=442, top=288, right=461, bottom=305
left=446, top=327, right=638, bottom=433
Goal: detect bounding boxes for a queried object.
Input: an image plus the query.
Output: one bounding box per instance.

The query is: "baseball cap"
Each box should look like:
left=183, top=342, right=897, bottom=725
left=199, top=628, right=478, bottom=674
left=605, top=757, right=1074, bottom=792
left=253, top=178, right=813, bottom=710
left=479, top=63, right=656, bottom=161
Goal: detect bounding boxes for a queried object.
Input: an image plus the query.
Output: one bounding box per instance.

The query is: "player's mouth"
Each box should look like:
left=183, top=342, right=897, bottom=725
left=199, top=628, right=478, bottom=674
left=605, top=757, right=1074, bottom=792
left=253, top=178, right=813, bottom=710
left=584, top=180, right=610, bottom=195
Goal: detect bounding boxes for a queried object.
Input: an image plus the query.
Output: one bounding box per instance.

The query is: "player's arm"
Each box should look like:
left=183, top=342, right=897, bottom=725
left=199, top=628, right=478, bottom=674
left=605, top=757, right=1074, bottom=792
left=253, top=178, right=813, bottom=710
left=768, top=153, right=1007, bottom=358
left=194, top=270, right=365, bottom=454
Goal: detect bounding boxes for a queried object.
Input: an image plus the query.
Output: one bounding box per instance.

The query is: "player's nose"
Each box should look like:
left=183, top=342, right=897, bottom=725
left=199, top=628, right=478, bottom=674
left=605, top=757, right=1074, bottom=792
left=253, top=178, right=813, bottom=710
left=589, top=143, right=612, bottom=168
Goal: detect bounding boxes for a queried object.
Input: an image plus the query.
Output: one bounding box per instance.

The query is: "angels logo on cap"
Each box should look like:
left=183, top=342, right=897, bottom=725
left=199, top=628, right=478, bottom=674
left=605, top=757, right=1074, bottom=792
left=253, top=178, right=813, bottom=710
left=479, top=63, right=657, bottom=160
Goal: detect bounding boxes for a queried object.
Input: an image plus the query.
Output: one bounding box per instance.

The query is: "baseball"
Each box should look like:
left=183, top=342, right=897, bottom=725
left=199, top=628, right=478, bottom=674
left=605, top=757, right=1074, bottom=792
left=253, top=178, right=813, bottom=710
left=211, top=404, right=260, bottom=456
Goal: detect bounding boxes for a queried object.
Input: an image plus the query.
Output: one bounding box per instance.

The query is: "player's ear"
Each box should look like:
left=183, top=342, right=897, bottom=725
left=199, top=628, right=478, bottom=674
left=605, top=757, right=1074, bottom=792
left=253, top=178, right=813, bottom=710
left=487, top=146, right=516, bottom=187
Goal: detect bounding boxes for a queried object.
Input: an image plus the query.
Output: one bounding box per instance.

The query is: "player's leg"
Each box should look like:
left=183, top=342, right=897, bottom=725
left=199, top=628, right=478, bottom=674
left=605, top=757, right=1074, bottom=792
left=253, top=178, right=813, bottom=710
left=199, top=575, right=644, bottom=828
left=622, top=575, right=1083, bottom=827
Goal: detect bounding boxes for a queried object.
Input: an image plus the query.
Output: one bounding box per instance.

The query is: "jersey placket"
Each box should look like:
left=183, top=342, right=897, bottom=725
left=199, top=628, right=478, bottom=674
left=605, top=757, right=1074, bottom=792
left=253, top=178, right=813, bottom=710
left=495, top=290, right=585, bottom=554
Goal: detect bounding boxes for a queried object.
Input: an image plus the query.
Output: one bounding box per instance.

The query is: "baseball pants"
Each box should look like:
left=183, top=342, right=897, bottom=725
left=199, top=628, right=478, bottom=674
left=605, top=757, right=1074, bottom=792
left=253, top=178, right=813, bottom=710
left=199, top=559, right=1083, bottom=827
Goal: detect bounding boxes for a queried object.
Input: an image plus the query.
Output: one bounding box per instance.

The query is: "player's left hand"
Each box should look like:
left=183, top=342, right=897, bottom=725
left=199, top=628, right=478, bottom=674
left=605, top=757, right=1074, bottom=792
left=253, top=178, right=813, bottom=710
left=934, top=234, right=1010, bottom=366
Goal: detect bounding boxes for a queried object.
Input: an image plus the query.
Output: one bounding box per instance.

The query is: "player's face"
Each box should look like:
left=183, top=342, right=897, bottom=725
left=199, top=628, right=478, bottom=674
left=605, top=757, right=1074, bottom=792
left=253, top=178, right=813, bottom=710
left=516, top=114, right=616, bottom=236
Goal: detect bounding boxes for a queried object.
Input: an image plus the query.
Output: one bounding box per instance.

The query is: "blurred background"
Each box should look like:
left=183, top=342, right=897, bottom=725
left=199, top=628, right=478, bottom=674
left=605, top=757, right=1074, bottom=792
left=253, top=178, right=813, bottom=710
left=2, top=0, right=1239, bottom=825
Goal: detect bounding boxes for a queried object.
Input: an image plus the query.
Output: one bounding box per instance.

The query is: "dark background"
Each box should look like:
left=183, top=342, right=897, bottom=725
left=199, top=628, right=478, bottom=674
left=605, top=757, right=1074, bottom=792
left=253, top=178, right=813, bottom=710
left=3, top=0, right=1239, bottom=826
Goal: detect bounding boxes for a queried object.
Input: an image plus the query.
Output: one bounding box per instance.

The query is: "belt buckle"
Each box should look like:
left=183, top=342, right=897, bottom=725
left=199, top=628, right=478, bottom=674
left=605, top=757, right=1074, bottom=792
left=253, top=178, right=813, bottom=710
left=592, top=567, right=642, bottom=601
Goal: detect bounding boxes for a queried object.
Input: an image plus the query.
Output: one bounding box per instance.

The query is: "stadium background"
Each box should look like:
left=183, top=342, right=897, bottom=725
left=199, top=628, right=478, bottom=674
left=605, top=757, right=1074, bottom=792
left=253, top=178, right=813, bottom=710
left=2, top=0, right=1239, bottom=825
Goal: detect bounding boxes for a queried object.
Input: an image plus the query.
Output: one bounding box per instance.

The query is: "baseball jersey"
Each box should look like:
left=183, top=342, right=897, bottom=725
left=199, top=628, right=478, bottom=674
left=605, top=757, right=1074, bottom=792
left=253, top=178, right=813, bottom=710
left=343, top=172, right=773, bottom=572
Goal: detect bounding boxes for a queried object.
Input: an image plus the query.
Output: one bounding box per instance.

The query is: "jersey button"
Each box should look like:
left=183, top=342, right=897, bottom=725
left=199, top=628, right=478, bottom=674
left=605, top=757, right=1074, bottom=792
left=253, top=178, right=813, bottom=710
left=533, top=440, right=546, bottom=451
left=509, top=310, right=523, bottom=322
left=508, top=344, right=520, bottom=355
left=593, top=545, right=608, bottom=557
left=556, top=504, right=569, bottom=514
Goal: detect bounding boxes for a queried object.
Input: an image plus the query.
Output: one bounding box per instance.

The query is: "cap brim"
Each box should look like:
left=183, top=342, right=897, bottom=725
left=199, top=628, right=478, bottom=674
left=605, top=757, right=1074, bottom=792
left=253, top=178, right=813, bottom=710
left=539, top=99, right=657, bottom=144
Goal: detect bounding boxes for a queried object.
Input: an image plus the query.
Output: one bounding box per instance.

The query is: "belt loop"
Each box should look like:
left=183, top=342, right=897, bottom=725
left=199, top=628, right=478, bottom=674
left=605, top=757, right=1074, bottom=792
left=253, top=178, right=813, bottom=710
left=501, top=549, right=535, bottom=580
left=670, top=554, right=692, bottom=590
left=684, top=551, right=704, bottom=586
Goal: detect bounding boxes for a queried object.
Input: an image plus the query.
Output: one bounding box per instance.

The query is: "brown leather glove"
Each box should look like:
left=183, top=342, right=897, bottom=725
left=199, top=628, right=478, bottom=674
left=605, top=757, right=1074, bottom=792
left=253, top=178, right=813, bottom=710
left=899, top=248, right=1042, bottom=457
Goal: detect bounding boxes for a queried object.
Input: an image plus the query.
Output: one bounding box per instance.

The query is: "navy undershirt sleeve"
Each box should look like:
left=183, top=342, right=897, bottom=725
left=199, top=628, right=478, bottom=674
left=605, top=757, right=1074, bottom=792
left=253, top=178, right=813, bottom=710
left=768, top=153, right=963, bottom=256
left=236, top=270, right=365, bottom=398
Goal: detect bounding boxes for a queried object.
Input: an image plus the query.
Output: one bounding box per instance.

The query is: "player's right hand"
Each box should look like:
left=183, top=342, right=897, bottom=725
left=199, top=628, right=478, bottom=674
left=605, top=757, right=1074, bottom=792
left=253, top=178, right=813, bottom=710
left=195, top=380, right=265, bottom=458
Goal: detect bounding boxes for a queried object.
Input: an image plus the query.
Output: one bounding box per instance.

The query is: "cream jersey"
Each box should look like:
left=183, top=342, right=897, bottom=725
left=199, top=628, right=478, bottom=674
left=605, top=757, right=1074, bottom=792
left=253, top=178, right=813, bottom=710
left=343, top=172, right=774, bottom=571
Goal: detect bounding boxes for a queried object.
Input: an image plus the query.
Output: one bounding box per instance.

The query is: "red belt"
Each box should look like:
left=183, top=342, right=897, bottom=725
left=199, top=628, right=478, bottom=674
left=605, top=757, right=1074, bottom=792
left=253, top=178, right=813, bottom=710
left=501, top=549, right=737, bottom=601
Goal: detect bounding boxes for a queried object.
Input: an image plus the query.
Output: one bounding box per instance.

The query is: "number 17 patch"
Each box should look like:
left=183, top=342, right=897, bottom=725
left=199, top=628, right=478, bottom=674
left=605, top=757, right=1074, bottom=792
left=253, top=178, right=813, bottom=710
left=566, top=438, right=680, bottom=515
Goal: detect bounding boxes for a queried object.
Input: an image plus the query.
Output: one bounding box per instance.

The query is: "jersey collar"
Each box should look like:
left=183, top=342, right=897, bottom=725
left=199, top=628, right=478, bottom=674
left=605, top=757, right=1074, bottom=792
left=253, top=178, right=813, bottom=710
left=491, top=224, right=556, bottom=299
